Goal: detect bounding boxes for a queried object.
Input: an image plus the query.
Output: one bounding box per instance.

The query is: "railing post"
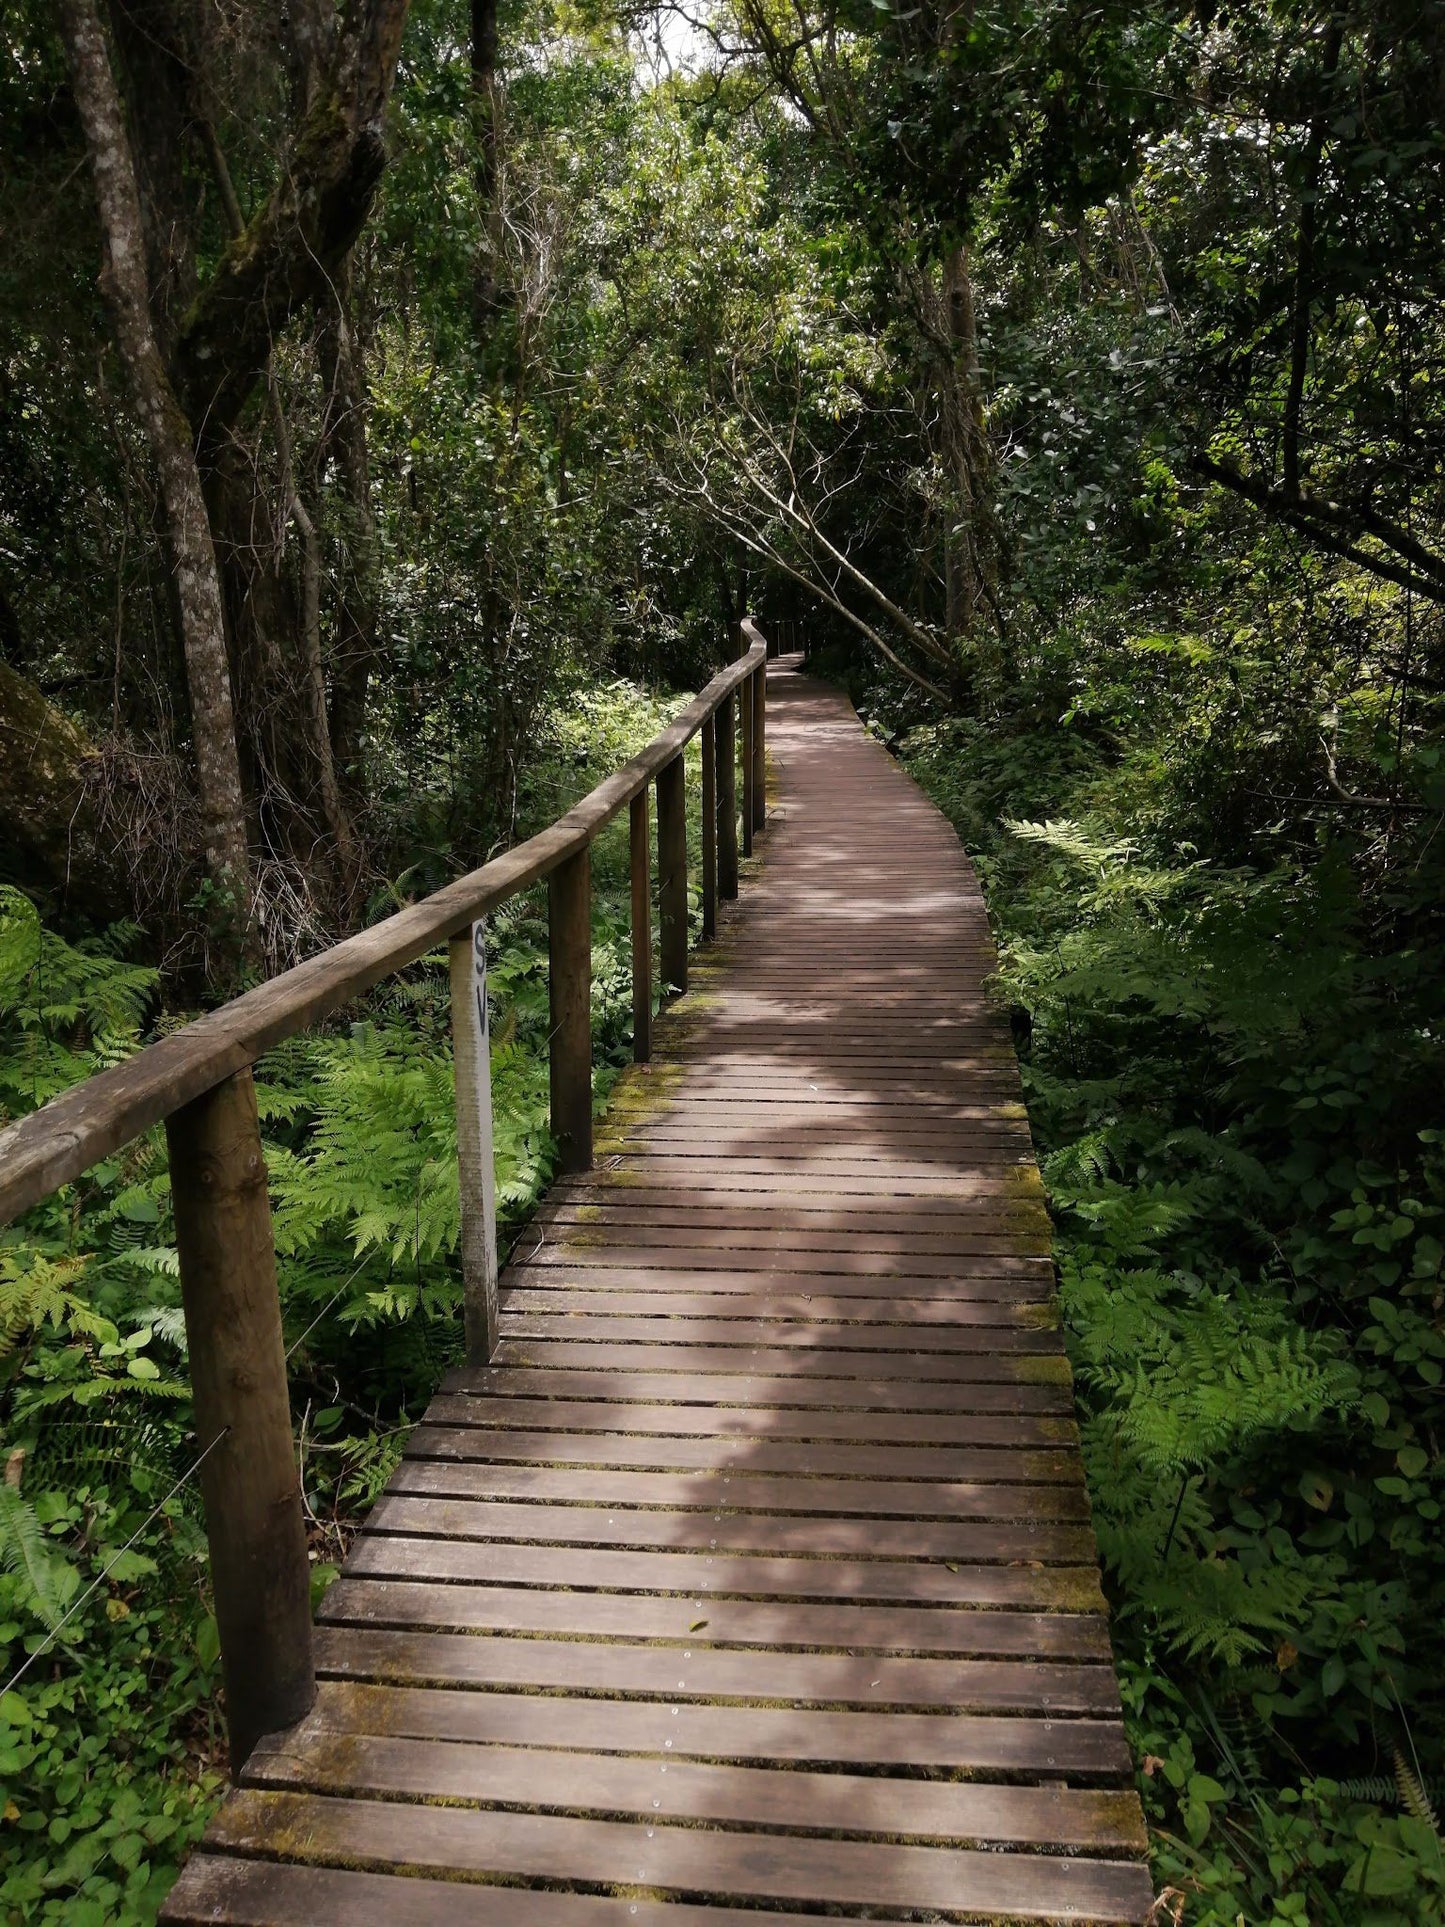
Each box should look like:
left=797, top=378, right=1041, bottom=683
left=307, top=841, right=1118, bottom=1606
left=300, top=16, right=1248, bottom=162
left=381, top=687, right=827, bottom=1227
left=450, top=920, right=498, bottom=1364
left=717, top=690, right=738, bottom=901
left=548, top=844, right=592, bottom=1172
left=657, top=753, right=688, bottom=995
left=701, top=713, right=717, bottom=941
left=165, top=1068, right=314, bottom=1776
left=740, top=675, right=755, bottom=858
left=751, top=662, right=766, bottom=832
left=630, top=788, right=652, bottom=1063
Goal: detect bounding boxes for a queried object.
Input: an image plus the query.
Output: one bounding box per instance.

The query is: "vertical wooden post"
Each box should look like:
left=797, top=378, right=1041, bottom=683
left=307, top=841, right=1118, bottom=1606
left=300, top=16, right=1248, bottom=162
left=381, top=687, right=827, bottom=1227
left=701, top=713, right=717, bottom=941
left=657, top=752, right=688, bottom=995
left=717, top=690, right=738, bottom=902
left=751, top=663, right=767, bottom=832
left=630, top=788, right=652, bottom=1064
left=166, top=1068, right=314, bottom=1776
left=450, top=920, right=498, bottom=1364
left=740, top=675, right=755, bottom=858
left=548, top=844, right=592, bottom=1173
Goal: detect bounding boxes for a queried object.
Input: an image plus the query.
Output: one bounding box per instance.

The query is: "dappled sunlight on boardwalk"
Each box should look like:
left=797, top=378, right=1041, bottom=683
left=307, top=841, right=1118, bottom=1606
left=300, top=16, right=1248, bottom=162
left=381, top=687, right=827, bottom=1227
left=162, top=661, right=1151, bottom=1926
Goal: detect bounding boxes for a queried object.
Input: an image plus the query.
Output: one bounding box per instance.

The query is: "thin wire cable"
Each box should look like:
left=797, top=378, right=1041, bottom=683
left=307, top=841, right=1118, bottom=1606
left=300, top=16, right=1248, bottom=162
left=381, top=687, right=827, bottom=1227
left=2, top=1250, right=387, bottom=1700
left=285, top=1250, right=374, bottom=1363
left=1, top=1424, right=231, bottom=1700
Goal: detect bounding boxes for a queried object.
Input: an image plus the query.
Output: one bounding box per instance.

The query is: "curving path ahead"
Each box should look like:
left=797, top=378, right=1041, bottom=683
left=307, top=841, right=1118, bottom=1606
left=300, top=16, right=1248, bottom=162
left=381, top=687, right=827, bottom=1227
left=163, top=661, right=1152, bottom=1925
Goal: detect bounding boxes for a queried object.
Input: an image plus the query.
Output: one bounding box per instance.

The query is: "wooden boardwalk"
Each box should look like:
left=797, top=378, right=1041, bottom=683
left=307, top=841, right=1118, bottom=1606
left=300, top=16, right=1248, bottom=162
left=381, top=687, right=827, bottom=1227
left=163, top=664, right=1151, bottom=1925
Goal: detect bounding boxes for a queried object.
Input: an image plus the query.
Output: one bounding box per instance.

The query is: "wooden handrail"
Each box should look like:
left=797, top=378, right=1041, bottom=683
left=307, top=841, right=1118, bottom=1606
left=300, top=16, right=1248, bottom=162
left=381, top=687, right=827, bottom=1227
left=0, top=621, right=773, bottom=1776
left=0, top=636, right=766, bottom=1225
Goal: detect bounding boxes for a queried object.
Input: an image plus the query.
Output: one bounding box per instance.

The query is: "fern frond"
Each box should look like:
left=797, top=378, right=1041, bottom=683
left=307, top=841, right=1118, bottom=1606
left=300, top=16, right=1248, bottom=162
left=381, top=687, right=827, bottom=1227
left=0, top=1484, right=75, bottom=1630
left=1142, top=1556, right=1314, bottom=1666
left=1395, top=1747, right=1442, bottom=1832
left=1338, top=1774, right=1445, bottom=1808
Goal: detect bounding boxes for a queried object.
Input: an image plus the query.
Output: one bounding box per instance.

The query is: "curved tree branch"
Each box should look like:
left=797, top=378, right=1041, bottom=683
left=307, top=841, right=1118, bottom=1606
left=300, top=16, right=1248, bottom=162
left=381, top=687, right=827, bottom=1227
left=175, top=0, right=411, bottom=451
left=1196, top=454, right=1445, bottom=604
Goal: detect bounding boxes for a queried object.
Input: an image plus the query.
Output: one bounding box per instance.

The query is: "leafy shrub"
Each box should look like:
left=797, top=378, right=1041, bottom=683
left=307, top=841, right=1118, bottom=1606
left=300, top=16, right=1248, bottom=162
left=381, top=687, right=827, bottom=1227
left=904, top=629, right=1445, bottom=1920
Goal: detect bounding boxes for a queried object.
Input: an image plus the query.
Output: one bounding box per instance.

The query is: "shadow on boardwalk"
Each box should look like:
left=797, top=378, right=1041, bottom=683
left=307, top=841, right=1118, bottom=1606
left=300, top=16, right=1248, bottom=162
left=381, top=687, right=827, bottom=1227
left=161, top=663, right=1153, bottom=1927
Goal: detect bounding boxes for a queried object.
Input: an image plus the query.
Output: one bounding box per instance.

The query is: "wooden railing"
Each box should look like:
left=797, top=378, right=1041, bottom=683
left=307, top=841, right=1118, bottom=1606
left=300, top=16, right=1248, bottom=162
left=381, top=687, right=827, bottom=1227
left=0, top=624, right=771, bottom=1772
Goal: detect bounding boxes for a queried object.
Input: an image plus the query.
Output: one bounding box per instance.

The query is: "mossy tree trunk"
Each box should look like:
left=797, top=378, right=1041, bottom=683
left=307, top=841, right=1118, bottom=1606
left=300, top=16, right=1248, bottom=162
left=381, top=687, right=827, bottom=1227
left=60, top=0, right=253, bottom=958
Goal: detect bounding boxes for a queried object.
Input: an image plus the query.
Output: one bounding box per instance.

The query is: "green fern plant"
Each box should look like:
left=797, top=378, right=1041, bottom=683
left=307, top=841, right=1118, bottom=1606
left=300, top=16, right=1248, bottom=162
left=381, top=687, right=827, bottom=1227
left=0, top=1251, right=119, bottom=1357
left=1395, top=1749, right=1442, bottom=1834
left=0, top=1482, right=77, bottom=1631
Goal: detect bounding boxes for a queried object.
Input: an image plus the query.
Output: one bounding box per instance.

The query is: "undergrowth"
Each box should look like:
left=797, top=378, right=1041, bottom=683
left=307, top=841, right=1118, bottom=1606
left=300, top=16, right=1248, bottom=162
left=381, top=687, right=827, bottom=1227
left=0, top=676, right=703, bottom=1924
left=902, top=615, right=1445, bottom=1922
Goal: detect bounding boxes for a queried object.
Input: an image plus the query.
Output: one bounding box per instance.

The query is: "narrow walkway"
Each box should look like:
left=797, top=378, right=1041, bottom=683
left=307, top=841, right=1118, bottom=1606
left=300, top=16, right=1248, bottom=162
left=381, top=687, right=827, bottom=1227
left=164, top=665, right=1151, bottom=1924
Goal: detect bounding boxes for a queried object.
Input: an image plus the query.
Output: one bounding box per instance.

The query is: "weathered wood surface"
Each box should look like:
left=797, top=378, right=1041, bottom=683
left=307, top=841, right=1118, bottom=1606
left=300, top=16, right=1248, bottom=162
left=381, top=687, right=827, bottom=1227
left=163, top=661, right=1151, bottom=1925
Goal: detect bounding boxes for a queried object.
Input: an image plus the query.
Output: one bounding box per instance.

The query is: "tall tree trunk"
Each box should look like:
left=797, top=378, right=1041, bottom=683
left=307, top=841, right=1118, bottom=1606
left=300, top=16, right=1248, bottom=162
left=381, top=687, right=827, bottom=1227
left=1283, top=22, right=1343, bottom=497
left=60, top=0, right=253, bottom=956
left=104, top=0, right=196, bottom=351
left=199, top=112, right=363, bottom=918
left=938, top=245, right=1000, bottom=639
left=911, top=245, right=1004, bottom=679
left=202, top=435, right=306, bottom=849
left=318, top=267, right=381, bottom=828
left=266, top=361, right=361, bottom=916
left=471, top=0, right=502, bottom=323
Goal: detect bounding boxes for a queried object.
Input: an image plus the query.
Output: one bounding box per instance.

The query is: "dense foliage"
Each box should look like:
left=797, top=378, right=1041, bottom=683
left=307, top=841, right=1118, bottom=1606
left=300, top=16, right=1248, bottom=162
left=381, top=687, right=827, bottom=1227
left=1, top=0, right=1443, bottom=1918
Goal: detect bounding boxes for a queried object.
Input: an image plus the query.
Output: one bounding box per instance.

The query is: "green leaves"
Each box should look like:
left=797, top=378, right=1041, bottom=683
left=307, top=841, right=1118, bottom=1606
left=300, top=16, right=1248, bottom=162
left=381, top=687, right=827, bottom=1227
left=0, top=1486, right=76, bottom=1632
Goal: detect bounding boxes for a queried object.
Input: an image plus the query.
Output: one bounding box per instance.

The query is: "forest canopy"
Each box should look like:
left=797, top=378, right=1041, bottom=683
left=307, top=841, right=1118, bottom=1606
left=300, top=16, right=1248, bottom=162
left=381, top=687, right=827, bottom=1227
left=1, top=1, right=1443, bottom=1920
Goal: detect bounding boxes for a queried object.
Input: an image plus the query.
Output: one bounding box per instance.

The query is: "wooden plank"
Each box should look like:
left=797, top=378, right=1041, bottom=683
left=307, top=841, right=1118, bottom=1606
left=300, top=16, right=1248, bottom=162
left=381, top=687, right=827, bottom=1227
left=603, top=1112, right=1034, bottom=1134
left=505, top=1254, right=1052, bottom=1283
left=490, top=1340, right=1069, bottom=1380
left=385, top=1457, right=1093, bottom=1520
left=246, top=1730, right=1146, bottom=1853
left=496, top=1309, right=1059, bottom=1346
left=166, top=1849, right=905, bottom=1927
left=528, top=1197, right=1046, bottom=1230
left=517, top=1229, right=1052, bottom=1260
left=403, top=1423, right=1083, bottom=1483
left=504, top=1260, right=1056, bottom=1290
left=319, top=1578, right=1113, bottom=1660
left=592, top=1148, right=1040, bottom=1173
left=341, top=1534, right=1108, bottom=1610
left=503, top=1277, right=1054, bottom=1309
left=438, top=1364, right=1075, bottom=1412
left=163, top=1855, right=836, bottom=1925
left=275, top=1676, right=1136, bottom=1775
left=572, top=1160, right=1040, bottom=1190
left=198, top=1791, right=1155, bottom=1920
left=497, top=1301, right=1056, bottom=1339
left=420, top=1392, right=1077, bottom=1445
left=365, top=1494, right=1098, bottom=1562
left=542, top=1198, right=1048, bottom=1227
left=541, top=1182, right=1047, bottom=1216
left=607, top=1090, right=1028, bottom=1116
left=312, top=1624, right=1125, bottom=1720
